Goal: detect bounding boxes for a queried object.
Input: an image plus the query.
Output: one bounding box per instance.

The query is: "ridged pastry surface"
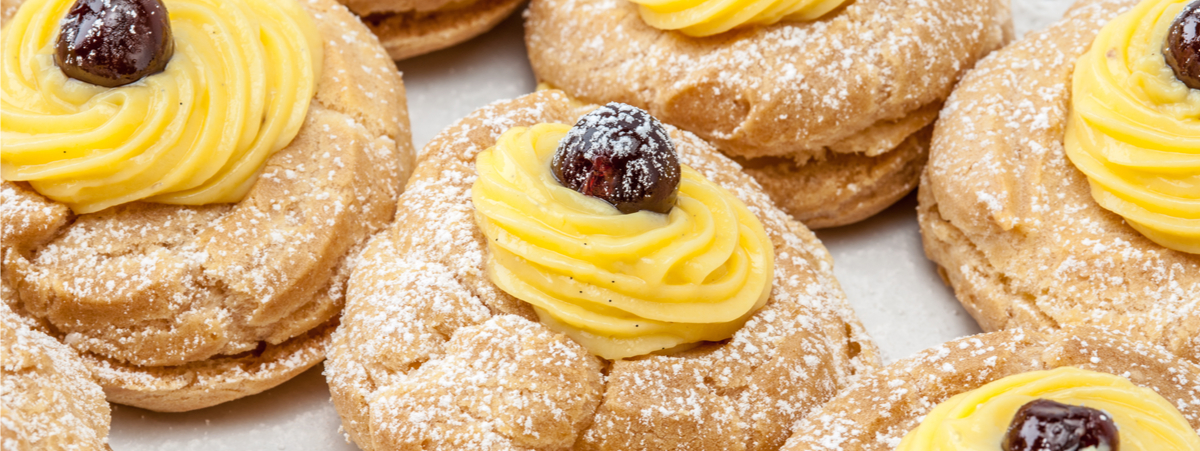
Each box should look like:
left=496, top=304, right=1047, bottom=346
left=526, top=0, right=1010, bottom=226
left=782, top=326, right=1200, bottom=450
left=326, top=90, right=881, bottom=451
left=919, top=0, right=1200, bottom=364
left=0, top=0, right=414, bottom=411
left=337, top=0, right=524, bottom=60
left=1, top=298, right=111, bottom=450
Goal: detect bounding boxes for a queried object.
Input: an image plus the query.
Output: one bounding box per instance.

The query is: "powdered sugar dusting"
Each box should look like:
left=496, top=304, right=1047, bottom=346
left=1, top=300, right=111, bottom=450
left=526, top=0, right=1011, bottom=161
left=921, top=0, right=1199, bottom=364
left=783, top=327, right=1200, bottom=450
left=563, top=102, right=673, bottom=160
left=326, top=91, right=881, bottom=450
left=552, top=102, right=681, bottom=211
left=0, top=0, right=413, bottom=409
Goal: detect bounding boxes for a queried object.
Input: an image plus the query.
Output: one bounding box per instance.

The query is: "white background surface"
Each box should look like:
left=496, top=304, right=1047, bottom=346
left=106, top=4, right=1075, bottom=449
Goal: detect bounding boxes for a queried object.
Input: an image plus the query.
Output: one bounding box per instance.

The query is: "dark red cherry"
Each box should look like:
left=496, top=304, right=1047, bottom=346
left=551, top=103, right=681, bottom=215
left=1165, top=0, right=1200, bottom=90
left=55, top=0, right=174, bottom=88
left=1003, top=399, right=1120, bottom=451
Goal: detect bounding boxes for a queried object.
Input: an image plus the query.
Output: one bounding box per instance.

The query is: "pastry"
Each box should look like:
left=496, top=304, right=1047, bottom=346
left=919, top=0, right=1200, bottom=365
left=0, top=0, right=414, bottom=411
left=338, top=0, right=524, bottom=60
left=325, top=89, right=881, bottom=450
left=2, top=288, right=111, bottom=450
left=782, top=326, right=1200, bottom=450
left=524, top=0, right=1011, bottom=228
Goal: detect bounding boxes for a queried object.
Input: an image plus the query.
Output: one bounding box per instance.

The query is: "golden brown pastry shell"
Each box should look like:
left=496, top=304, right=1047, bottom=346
left=525, top=0, right=1011, bottom=226
left=919, top=0, right=1200, bottom=366
left=339, top=0, right=525, bottom=60
left=2, top=295, right=112, bottom=450
left=0, top=0, right=416, bottom=411
left=325, top=90, right=881, bottom=450
left=782, top=326, right=1200, bottom=449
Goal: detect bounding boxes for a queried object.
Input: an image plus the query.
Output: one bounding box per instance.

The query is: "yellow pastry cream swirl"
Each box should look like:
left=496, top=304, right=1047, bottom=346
left=1065, top=0, right=1200, bottom=254
left=898, top=367, right=1200, bottom=451
left=0, top=0, right=323, bottom=214
left=471, top=123, right=775, bottom=360
left=629, top=0, right=847, bottom=36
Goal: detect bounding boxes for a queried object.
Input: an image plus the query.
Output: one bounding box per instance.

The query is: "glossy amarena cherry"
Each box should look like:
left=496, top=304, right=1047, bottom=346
left=1165, top=0, right=1200, bottom=89
left=56, top=0, right=174, bottom=88
left=551, top=103, right=681, bottom=215
left=1003, top=399, right=1120, bottom=451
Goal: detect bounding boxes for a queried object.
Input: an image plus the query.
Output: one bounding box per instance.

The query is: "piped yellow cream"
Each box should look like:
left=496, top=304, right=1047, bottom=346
left=630, top=0, right=847, bottom=36
left=897, top=367, right=1200, bottom=451
left=0, top=0, right=322, bottom=214
left=1065, top=0, right=1200, bottom=254
left=471, top=123, right=774, bottom=360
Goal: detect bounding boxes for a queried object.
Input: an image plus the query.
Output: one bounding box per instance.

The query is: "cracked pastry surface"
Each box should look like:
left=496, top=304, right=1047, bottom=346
left=1, top=291, right=111, bottom=451
left=919, top=0, right=1200, bottom=365
left=525, top=0, right=1010, bottom=227
left=0, top=0, right=415, bottom=412
left=325, top=90, right=881, bottom=450
left=781, top=326, right=1200, bottom=450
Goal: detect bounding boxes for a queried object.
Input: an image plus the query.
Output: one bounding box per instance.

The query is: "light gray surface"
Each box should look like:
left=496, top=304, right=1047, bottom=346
left=107, top=0, right=1075, bottom=447
left=818, top=193, right=982, bottom=364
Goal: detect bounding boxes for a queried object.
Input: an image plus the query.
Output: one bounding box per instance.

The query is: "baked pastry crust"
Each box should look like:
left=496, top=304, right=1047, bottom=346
left=0, top=0, right=415, bottom=412
left=2, top=288, right=111, bottom=451
left=919, top=0, right=1200, bottom=365
left=737, top=127, right=931, bottom=228
left=524, top=0, right=1010, bottom=227
left=781, top=326, right=1200, bottom=449
left=325, top=90, right=881, bottom=450
left=340, top=0, right=524, bottom=60
left=0, top=0, right=17, bottom=23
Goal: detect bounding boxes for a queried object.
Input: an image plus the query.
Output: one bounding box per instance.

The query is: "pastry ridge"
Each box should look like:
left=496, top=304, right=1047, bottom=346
left=1, top=289, right=111, bottom=450
left=781, top=326, right=1200, bottom=450
left=326, top=90, right=881, bottom=451
left=342, top=0, right=525, bottom=60
left=0, top=0, right=416, bottom=411
left=919, top=0, right=1200, bottom=365
left=525, top=0, right=1011, bottom=226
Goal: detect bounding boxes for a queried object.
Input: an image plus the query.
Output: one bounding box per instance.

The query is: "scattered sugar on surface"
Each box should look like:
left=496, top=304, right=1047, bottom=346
left=784, top=328, right=1200, bottom=449
left=924, top=0, right=1199, bottom=363
left=527, top=0, right=1009, bottom=160
left=327, top=92, right=881, bottom=449
left=0, top=0, right=410, bottom=398
left=1, top=303, right=110, bottom=450
left=553, top=102, right=681, bottom=204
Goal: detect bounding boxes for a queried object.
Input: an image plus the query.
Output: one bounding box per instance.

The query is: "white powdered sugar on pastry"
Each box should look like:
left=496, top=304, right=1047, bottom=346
left=326, top=90, right=881, bottom=450
left=526, top=0, right=1011, bottom=228
left=0, top=0, right=415, bottom=412
left=919, top=0, right=1200, bottom=364
left=1, top=299, right=111, bottom=450
left=781, top=326, right=1200, bottom=450
left=526, top=0, right=1012, bottom=161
